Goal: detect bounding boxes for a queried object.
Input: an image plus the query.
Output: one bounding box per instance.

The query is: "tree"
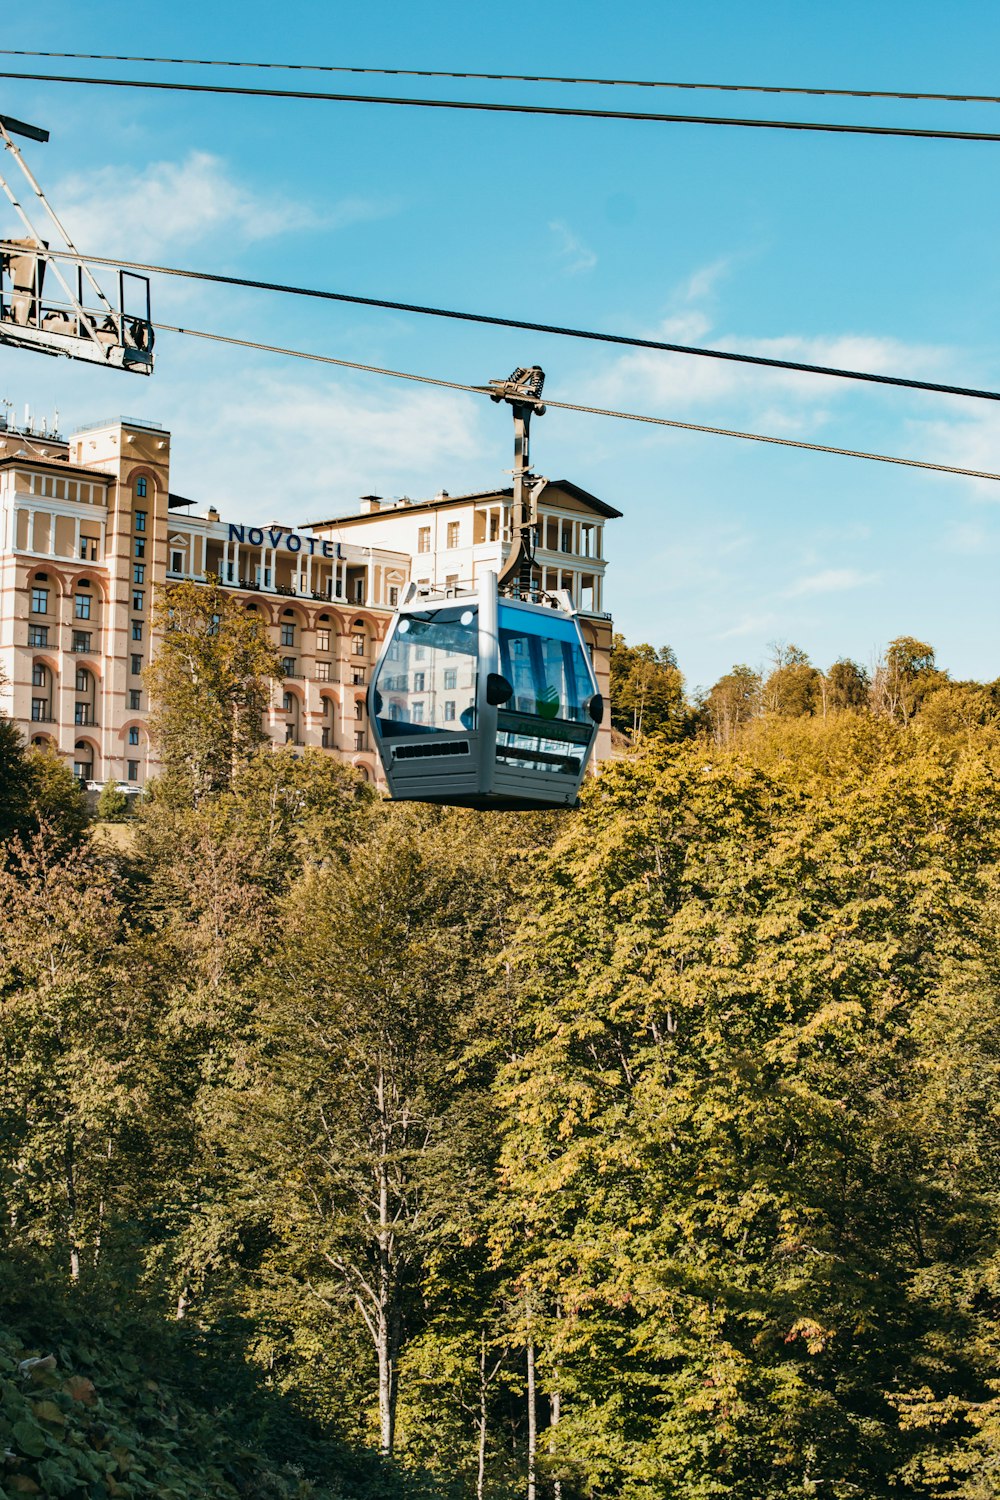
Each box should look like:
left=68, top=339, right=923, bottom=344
left=497, top=735, right=1000, bottom=1497
left=872, top=635, right=946, bottom=722
left=96, top=780, right=130, bottom=822
left=917, top=680, right=1000, bottom=739
left=609, top=635, right=689, bottom=742
left=824, top=657, right=870, bottom=711
left=145, top=578, right=282, bottom=803
left=0, top=833, right=162, bottom=1281
left=705, top=663, right=762, bottom=744
left=23, top=746, right=89, bottom=849
left=239, top=809, right=509, bottom=1458
left=0, top=729, right=88, bottom=850
left=762, top=643, right=821, bottom=717
left=0, top=712, right=30, bottom=844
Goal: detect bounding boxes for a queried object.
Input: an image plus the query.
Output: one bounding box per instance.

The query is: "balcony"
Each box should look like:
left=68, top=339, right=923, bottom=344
left=215, top=576, right=348, bottom=604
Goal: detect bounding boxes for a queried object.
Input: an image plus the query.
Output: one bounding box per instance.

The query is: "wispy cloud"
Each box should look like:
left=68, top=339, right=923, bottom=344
left=783, top=568, right=880, bottom=598
left=53, top=151, right=393, bottom=258
left=714, top=612, right=777, bottom=641
left=903, top=407, right=1000, bottom=499
left=548, top=220, right=597, bottom=275
left=163, top=371, right=486, bottom=523
left=593, top=324, right=954, bottom=417
left=678, top=255, right=735, bottom=304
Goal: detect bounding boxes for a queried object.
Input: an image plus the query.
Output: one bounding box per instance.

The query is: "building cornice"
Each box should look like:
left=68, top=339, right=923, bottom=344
left=304, top=478, right=623, bottom=529
left=0, top=456, right=114, bottom=482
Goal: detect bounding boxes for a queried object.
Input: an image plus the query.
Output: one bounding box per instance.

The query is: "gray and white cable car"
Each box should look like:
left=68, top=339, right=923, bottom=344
left=368, top=570, right=603, bottom=810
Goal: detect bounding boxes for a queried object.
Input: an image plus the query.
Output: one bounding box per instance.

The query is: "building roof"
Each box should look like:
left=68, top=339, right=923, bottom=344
left=0, top=455, right=112, bottom=481
left=305, top=478, right=622, bottom=529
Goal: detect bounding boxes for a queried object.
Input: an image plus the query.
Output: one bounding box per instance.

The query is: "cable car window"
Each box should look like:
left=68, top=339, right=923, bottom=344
left=496, top=604, right=595, bottom=776
left=374, top=605, right=478, bottom=737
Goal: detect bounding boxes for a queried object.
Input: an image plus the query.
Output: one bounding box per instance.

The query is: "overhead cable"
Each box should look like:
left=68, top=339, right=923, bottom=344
left=21, top=244, right=998, bottom=405
left=0, top=49, right=995, bottom=105
left=0, top=70, right=999, bottom=142
left=151, top=318, right=1000, bottom=484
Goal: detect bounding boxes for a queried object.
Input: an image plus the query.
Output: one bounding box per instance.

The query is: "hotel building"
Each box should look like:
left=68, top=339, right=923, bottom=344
left=0, top=411, right=619, bottom=789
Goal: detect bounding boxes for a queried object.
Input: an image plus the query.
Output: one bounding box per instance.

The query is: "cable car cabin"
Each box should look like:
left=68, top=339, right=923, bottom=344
left=369, top=571, right=603, bottom=811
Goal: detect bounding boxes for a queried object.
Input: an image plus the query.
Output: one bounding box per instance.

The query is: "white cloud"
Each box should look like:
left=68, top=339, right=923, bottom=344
left=162, top=371, right=487, bottom=523
left=783, top=568, right=880, bottom=598
left=581, top=248, right=962, bottom=436
left=51, top=151, right=392, bottom=259
left=592, top=324, right=954, bottom=418
left=903, top=407, right=1000, bottom=499
left=714, top=612, right=777, bottom=641
left=548, top=220, right=597, bottom=275
left=678, top=255, right=735, bottom=304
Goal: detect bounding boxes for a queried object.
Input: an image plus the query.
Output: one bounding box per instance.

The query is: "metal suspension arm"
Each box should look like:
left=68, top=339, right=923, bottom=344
left=490, top=366, right=546, bottom=595
left=0, top=113, right=153, bottom=375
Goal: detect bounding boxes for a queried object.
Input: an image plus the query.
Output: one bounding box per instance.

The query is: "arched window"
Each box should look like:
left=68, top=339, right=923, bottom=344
left=74, top=666, right=95, bottom=727
left=73, top=741, right=94, bottom=781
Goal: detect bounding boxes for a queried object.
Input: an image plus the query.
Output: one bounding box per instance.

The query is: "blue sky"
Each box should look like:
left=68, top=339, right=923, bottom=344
left=2, top=0, right=999, bottom=691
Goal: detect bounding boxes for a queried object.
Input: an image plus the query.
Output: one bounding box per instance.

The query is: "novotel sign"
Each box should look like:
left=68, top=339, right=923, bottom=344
left=227, top=523, right=345, bottom=560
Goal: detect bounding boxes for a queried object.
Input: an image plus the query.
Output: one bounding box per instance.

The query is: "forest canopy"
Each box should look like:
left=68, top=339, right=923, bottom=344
left=1, top=618, right=999, bottom=1498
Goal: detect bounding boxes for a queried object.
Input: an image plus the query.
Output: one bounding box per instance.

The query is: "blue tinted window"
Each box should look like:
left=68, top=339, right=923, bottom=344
left=497, top=604, right=593, bottom=724
left=495, top=604, right=596, bottom=777
left=374, top=605, right=477, bottom=737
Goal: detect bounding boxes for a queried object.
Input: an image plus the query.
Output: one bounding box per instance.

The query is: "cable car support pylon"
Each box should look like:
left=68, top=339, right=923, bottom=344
left=490, top=364, right=547, bottom=597
left=0, top=111, right=153, bottom=374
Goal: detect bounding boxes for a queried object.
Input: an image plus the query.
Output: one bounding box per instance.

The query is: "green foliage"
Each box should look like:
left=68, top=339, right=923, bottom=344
left=497, top=731, right=1000, bottom=1497
left=231, top=808, right=518, bottom=1458
left=6, top=627, right=1000, bottom=1497
left=825, top=657, right=869, bottom=710
left=0, top=1265, right=439, bottom=1499
left=0, top=732, right=88, bottom=851
left=96, top=781, right=131, bottom=822
left=762, top=643, right=821, bottom=717
left=0, top=712, right=31, bottom=842
left=0, top=833, right=160, bottom=1281
left=872, top=636, right=947, bottom=723
left=705, top=662, right=762, bottom=742
left=609, top=635, right=690, bottom=742
left=145, top=577, right=282, bottom=803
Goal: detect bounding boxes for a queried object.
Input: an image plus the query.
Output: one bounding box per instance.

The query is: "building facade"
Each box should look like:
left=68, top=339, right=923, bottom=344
left=0, top=412, right=619, bottom=788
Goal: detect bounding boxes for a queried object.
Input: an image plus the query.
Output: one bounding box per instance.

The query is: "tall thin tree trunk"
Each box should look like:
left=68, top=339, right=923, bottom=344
left=477, top=1329, right=489, bottom=1500
left=376, top=1061, right=397, bottom=1456
left=64, top=1127, right=80, bottom=1282
left=93, top=1134, right=113, bottom=1270
left=377, top=1305, right=396, bottom=1455
left=549, top=1388, right=562, bottom=1500
left=526, top=1337, right=537, bottom=1500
